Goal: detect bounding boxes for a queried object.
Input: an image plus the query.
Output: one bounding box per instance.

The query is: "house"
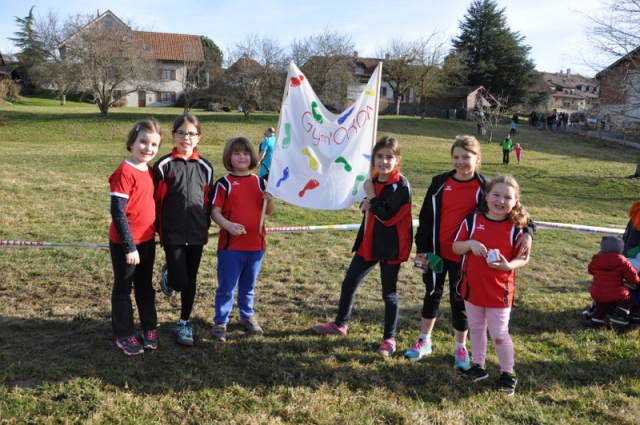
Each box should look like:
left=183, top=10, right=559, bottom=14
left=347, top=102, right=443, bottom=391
left=60, top=10, right=204, bottom=107
left=0, top=52, right=20, bottom=81
left=596, top=48, right=640, bottom=124
left=538, top=70, right=599, bottom=114
left=423, top=85, right=498, bottom=120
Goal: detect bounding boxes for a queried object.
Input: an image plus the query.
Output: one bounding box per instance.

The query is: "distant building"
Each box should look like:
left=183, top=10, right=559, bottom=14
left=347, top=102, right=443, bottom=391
left=538, top=69, right=599, bottom=114
left=60, top=10, right=204, bottom=107
left=0, top=52, right=19, bottom=81
left=596, top=48, right=640, bottom=124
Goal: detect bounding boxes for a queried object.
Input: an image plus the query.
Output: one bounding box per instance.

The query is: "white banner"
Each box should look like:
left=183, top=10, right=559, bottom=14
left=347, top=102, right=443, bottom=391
left=267, top=62, right=381, bottom=210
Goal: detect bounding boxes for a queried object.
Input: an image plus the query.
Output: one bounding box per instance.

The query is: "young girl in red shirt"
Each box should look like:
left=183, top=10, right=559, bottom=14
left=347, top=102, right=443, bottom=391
left=453, top=174, right=531, bottom=395
left=109, top=119, right=162, bottom=355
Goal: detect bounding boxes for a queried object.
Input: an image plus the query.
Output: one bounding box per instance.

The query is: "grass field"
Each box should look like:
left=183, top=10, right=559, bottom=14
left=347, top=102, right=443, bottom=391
left=1, top=98, right=640, bottom=424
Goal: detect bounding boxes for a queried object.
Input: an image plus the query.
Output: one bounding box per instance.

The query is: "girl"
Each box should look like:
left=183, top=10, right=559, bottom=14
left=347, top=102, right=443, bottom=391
left=210, top=137, right=274, bottom=342
left=153, top=113, right=214, bottom=347
left=452, top=175, right=531, bottom=395
left=312, top=136, right=413, bottom=356
left=109, top=119, right=162, bottom=356
left=514, top=143, right=523, bottom=165
left=406, top=135, right=532, bottom=370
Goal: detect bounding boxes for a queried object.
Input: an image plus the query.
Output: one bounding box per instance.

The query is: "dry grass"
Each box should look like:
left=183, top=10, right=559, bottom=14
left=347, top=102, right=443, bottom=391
left=1, top=100, right=640, bottom=424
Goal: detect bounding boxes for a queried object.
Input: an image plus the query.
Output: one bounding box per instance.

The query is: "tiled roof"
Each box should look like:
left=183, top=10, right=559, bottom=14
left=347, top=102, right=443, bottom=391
left=133, top=32, right=204, bottom=62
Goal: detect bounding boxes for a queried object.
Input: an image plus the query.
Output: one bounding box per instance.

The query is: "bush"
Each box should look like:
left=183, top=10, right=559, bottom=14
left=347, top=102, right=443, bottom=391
left=0, top=79, right=22, bottom=103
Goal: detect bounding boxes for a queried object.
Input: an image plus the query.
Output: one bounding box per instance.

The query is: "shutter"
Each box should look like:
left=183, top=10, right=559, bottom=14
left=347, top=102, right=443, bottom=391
left=171, top=70, right=176, bottom=80
left=171, top=92, right=176, bottom=102
left=157, top=92, right=162, bottom=102
left=158, top=69, right=162, bottom=79
left=121, top=90, right=126, bottom=99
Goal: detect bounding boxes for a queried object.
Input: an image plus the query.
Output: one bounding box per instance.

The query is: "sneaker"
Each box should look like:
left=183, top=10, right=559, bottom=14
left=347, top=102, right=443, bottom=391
left=174, top=321, right=194, bottom=346
left=629, top=309, right=640, bottom=322
left=240, top=317, right=264, bottom=335
left=312, top=321, right=348, bottom=335
left=211, top=323, right=227, bottom=341
left=590, top=317, right=606, bottom=329
left=141, top=329, right=158, bottom=350
left=116, top=335, right=144, bottom=356
left=377, top=338, right=396, bottom=356
left=610, top=307, right=630, bottom=325
left=582, top=301, right=595, bottom=318
left=454, top=346, right=471, bottom=370
left=160, top=264, right=174, bottom=297
left=404, top=337, right=432, bottom=361
left=498, top=371, right=518, bottom=396
left=459, top=364, right=489, bottom=382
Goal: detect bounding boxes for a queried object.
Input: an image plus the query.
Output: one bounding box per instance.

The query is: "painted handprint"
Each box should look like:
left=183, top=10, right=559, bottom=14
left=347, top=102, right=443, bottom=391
left=301, top=147, right=319, bottom=171
left=337, top=107, right=354, bottom=125
left=290, top=75, right=304, bottom=87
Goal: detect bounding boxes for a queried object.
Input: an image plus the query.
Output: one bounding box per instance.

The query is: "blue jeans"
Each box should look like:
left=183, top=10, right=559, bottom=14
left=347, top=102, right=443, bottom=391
left=335, top=254, right=400, bottom=339
left=214, top=249, right=265, bottom=324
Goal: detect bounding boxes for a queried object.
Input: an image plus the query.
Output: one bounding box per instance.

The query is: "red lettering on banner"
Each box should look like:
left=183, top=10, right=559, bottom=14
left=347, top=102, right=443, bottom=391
left=299, top=105, right=374, bottom=147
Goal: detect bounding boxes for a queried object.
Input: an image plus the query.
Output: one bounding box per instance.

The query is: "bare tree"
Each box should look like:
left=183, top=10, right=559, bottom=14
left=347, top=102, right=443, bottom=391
left=376, top=38, right=421, bottom=115
left=291, top=28, right=358, bottom=110
left=473, top=92, right=511, bottom=142
left=221, top=34, right=287, bottom=119
left=60, top=12, right=158, bottom=117
left=411, top=33, right=467, bottom=119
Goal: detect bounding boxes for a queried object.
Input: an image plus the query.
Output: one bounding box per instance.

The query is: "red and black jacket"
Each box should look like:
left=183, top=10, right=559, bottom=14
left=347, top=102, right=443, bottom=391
left=153, top=148, right=214, bottom=246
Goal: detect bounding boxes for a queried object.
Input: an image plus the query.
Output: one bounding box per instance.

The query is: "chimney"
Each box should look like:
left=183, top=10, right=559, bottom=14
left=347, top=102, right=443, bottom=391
left=567, top=68, right=571, bottom=77
left=353, top=51, right=358, bottom=59
left=385, top=53, right=390, bottom=62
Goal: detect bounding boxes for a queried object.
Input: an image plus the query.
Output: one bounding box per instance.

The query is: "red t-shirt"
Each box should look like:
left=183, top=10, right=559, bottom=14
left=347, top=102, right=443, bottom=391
left=439, top=176, right=482, bottom=261
left=108, top=161, right=156, bottom=244
left=212, top=174, right=266, bottom=251
left=454, top=213, right=523, bottom=308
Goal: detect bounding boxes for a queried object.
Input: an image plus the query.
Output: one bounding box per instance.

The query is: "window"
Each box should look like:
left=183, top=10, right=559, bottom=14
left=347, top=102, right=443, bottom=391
left=159, top=69, right=175, bottom=80
left=381, top=87, right=387, bottom=97
left=104, top=20, right=112, bottom=29
left=161, top=92, right=172, bottom=102
left=356, top=65, right=364, bottom=74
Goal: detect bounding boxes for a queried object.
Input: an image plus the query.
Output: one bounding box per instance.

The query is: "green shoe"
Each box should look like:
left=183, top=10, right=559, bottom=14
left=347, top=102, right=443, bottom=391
left=174, top=321, right=194, bottom=346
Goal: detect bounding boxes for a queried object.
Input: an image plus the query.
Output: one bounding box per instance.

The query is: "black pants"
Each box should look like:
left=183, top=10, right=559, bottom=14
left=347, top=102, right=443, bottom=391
left=503, top=149, right=510, bottom=164
left=334, top=254, right=400, bottom=339
left=110, top=239, right=157, bottom=338
left=164, top=244, right=204, bottom=321
left=420, top=257, right=467, bottom=332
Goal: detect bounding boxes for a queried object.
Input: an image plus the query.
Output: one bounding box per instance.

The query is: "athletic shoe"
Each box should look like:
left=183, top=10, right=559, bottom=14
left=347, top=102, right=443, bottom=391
left=590, top=317, right=606, bottom=329
left=116, top=335, right=144, bottom=356
left=377, top=338, right=396, bottom=356
left=160, top=264, right=174, bottom=297
left=454, top=346, right=471, bottom=370
left=610, top=307, right=630, bottom=325
left=240, top=317, right=264, bottom=335
left=459, top=364, right=489, bottom=382
left=629, top=309, right=640, bottom=322
left=582, top=301, right=595, bottom=318
left=312, top=321, right=347, bottom=335
left=141, top=329, right=158, bottom=350
left=211, top=323, right=227, bottom=341
left=404, top=337, right=432, bottom=361
left=498, top=371, right=518, bottom=396
left=174, top=321, right=194, bottom=346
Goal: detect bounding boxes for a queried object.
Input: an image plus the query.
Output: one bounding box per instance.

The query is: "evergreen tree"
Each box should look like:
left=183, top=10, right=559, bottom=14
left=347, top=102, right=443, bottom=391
left=9, top=6, right=47, bottom=91
left=452, top=0, right=537, bottom=107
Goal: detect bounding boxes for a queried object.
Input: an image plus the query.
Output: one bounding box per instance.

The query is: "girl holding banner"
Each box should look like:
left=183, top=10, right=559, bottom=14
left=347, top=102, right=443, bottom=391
left=312, top=137, right=413, bottom=356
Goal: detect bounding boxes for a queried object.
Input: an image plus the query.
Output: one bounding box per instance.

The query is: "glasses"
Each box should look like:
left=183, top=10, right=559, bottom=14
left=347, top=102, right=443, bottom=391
left=174, top=130, right=199, bottom=139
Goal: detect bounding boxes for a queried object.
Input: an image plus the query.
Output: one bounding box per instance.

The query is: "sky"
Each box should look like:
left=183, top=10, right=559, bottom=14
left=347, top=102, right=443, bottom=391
left=0, top=0, right=604, bottom=77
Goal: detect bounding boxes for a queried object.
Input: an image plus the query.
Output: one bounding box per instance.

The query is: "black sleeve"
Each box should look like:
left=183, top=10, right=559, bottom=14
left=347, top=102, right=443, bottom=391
left=110, top=196, right=136, bottom=254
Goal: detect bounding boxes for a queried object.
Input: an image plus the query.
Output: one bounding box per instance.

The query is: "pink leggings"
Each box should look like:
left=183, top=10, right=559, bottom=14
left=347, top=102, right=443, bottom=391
left=465, top=301, right=514, bottom=373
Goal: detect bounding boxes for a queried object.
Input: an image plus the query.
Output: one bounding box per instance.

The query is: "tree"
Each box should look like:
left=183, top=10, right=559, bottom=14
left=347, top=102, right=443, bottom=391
left=376, top=38, right=420, bottom=115
left=220, top=34, right=287, bottom=120
left=175, top=36, right=218, bottom=113
left=291, top=28, right=358, bottom=110
left=9, top=6, right=47, bottom=91
left=452, top=0, right=538, bottom=108
left=60, top=12, right=159, bottom=118
left=411, top=33, right=467, bottom=120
